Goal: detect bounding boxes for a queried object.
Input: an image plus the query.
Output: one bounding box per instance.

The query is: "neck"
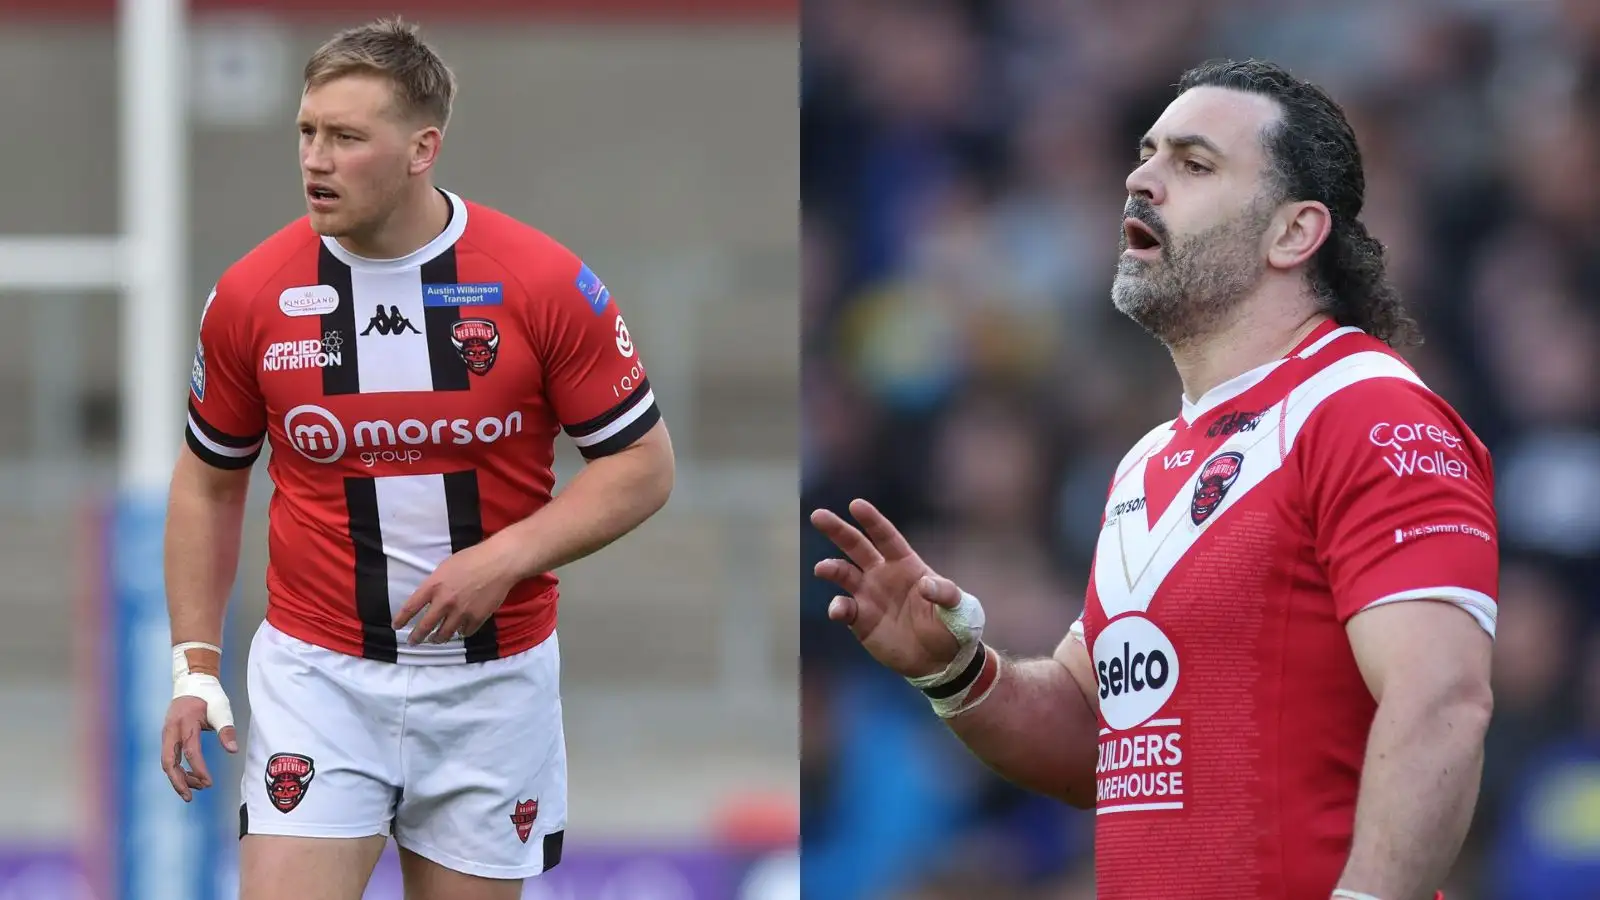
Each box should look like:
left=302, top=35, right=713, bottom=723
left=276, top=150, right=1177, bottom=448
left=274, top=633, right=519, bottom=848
left=1169, top=288, right=1329, bottom=405
left=337, top=184, right=450, bottom=260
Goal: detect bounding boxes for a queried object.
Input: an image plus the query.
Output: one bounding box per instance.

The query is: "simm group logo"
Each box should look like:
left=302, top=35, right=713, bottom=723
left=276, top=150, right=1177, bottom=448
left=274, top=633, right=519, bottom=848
left=283, top=404, right=524, bottom=467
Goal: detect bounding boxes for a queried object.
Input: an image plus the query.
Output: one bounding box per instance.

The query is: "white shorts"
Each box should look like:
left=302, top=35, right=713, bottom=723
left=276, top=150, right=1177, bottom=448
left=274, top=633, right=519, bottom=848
left=239, top=620, right=568, bottom=879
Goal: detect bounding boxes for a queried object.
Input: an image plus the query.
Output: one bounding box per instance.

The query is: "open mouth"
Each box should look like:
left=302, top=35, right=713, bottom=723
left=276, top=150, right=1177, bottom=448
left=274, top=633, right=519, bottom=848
left=307, top=184, right=340, bottom=202
left=1124, top=218, right=1162, bottom=252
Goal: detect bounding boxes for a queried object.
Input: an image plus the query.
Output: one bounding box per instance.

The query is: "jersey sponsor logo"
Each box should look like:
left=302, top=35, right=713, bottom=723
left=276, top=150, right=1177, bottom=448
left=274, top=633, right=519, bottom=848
left=575, top=263, right=611, bottom=316
left=1394, top=522, right=1492, bottom=544
left=611, top=362, right=645, bottom=400
left=451, top=318, right=501, bottom=375
left=1095, top=615, right=1179, bottom=729
left=282, top=403, right=525, bottom=466
left=262, top=334, right=344, bottom=372
left=1369, top=421, right=1469, bottom=480
left=190, top=339, right=206, bottom=401
left=1162, top=449, right=1193, bottom=470
left=615, top=315, right=635, bottom=358
left=361, top=304, right=421, bottom=336
left=1094, top=615, right=1185, bottom=812
left=1189, top=451, right=1244, bottom=525
left=510, top=798, right=539, bottom=843
left=1104, top=495, right=1145, bottom=528
left=264, top=752, right=315, bottom=813
left=279, top=284, right=340, bottom=317
left=1205, top=408, right=1265, bottom=438
left=422, top=282, right=504, bottom=307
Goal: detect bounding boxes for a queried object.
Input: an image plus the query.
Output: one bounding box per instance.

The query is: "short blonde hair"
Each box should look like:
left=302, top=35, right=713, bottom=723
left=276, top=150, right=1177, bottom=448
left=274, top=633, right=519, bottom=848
left=303, top=17, right=456, bottom=128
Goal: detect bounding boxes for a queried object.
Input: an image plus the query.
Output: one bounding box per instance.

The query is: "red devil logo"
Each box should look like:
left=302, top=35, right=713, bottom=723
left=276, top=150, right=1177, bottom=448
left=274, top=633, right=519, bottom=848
left=510, top=798, right=539, bottom=843
left=451, top=318, right=500, bottom=375
left=1190, top=451, right=1245, bottom=526
left=265, top=752, right=315, bottom=813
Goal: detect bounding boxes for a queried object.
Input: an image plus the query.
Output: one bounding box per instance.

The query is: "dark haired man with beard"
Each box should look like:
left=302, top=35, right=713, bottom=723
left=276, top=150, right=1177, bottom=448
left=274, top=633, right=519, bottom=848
left=811, top=59, right=1495, bottom=900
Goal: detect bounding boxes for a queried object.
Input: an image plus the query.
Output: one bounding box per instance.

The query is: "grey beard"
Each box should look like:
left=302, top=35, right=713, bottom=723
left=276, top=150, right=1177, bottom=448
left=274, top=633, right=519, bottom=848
left=1111, top=225, right=1266, bottom=349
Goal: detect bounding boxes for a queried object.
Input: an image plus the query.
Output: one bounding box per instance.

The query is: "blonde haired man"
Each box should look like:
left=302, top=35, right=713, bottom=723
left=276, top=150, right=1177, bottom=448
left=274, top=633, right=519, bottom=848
left=161, top=18, right=674, bottom=900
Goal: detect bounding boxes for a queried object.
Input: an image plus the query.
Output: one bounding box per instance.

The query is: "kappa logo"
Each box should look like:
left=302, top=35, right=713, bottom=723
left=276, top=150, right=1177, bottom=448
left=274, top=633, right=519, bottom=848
left=510, top=798, right=539, bottom=843
left=1189, top=451, right=1244, bottom=526
left=264, top=753, right=315, bottom=813
left=361, top=304, right=421, bottom=336
left=451, top=318, right=501, bottom=375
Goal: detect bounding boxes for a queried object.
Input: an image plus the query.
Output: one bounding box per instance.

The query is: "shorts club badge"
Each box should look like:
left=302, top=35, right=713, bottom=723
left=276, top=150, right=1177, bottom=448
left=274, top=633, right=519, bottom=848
left=1190, top=451, right=1245, bottom=526
left=265, top=752, right=315, bottom=813
left=510, top=798, right=539, bottom=843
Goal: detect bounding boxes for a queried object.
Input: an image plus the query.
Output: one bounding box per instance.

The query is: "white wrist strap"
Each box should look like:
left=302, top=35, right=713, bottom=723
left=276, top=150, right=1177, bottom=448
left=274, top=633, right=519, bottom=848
left=1332, top=891, right=1385, bottom=900
left=902, top=589, right=1001, bottom=718
left=172, top=642, right=235, bottom=732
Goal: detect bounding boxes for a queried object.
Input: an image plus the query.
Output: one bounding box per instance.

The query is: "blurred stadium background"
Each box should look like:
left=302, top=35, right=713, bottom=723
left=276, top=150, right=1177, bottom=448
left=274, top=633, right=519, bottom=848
left=0, top=1, right=797, bottom=898
left=802, top=0, right=1600, bottom=897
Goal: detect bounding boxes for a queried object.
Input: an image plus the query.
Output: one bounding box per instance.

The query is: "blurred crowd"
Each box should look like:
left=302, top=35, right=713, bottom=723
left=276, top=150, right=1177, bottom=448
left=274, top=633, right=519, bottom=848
left=799, top=0, right=1600, bottom=897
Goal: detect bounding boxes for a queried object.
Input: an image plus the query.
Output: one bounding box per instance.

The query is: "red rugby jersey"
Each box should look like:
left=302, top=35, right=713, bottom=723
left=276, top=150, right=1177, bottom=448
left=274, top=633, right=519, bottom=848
left=1071, top=321, right=1496, bottom=898
left=184, top=189, right=660, bottom=664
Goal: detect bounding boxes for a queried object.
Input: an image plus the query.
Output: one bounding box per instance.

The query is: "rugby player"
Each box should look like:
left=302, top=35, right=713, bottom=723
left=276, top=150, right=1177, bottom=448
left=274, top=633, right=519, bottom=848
left=812, top=59, right=1494, bottom=900
left=159, top=18, right=674, bottom=900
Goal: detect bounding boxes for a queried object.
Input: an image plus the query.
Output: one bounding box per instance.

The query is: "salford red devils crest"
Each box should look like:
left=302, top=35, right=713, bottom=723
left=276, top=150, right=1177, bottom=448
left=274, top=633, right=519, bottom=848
left=1190, top=451, right=1244, bottom=525
left=450, top=318, right=500, bottom=375
left=510, top=798, right=539, bottom=843
left=264, top=753, right=315, bottom=813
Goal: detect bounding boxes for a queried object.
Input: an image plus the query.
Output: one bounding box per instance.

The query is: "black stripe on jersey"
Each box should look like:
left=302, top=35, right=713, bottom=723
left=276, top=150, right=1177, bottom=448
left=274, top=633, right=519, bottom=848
left=443, top=469, right=500, bottom=662
left=185, top=400, right=265, bottom=469
left=566, top=379, right=661, bottom=459
left=344, top=477, right=399, bottom=662
left=420, top=247, right=471, bottom=392
left=319, top=243, right=361, bottom=396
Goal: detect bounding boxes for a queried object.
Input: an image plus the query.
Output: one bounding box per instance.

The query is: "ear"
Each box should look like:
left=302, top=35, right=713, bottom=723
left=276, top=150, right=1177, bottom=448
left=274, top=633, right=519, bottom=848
left=1266, top=200, right=1332, bottom=271
left=409, top=125, right=444, bottom=176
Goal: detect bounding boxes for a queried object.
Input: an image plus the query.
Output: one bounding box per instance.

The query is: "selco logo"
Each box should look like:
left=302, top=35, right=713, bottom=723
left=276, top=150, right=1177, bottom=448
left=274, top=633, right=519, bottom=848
left=1095, top=614, right=1180, bottom=731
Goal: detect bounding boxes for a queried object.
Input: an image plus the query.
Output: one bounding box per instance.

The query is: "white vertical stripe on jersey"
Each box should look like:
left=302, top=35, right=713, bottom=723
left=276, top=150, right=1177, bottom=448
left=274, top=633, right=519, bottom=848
left=351, top=266, right=433, bottom=394
left=373, top=472, right=467, bottom=662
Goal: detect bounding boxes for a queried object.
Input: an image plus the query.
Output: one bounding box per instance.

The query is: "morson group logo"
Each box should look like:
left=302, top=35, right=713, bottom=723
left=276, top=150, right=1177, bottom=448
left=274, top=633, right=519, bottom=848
left=282, top=403, right=524, bottom=466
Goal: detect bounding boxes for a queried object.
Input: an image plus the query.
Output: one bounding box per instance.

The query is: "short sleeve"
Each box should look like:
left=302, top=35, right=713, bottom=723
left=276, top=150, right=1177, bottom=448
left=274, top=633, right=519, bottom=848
left=532, top=252, right=661, bottom=459
left=184, top=282, right=267, bottom=469
left=1301, top=378, right=1498, bottom=637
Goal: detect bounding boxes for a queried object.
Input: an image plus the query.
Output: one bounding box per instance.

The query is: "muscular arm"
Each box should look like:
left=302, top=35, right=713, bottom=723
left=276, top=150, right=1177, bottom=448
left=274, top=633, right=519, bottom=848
left=942, top=631, right=1102, bottom=808
left=164, top=445, right=253, bottom=647
left=1336, top=599, right=1494, bottom=900
left=488, top=419, right=675, bottom=580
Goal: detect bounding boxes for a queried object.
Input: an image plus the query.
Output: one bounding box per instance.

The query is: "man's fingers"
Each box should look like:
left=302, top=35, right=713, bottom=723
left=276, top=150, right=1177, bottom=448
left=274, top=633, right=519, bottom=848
left=184, top=770, right=207, bottom=790
left=407, top=603, right=447, bottom=646
left=827, top=595, right=858, bottom=625
left=849, top=498, right=916, bottom=561
left=164, top=739, right=192, bottom=801
left=219, top=725, right=239, bottom=754
left=430, top=611, right=462, bottom=644
left=919, top=575, right=962, bottom=609
left=808, top=508, right=884, bottom=570
left=392, top=580, right=434, bottom=630
left=813, top=558, right=864, bottom=595
left=182, top=730, right=211, bottom=789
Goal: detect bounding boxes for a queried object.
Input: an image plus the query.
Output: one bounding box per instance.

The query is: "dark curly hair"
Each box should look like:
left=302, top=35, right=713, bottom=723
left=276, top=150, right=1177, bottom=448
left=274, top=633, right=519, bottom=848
left=1176, top=59, right=1420, bottom=347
